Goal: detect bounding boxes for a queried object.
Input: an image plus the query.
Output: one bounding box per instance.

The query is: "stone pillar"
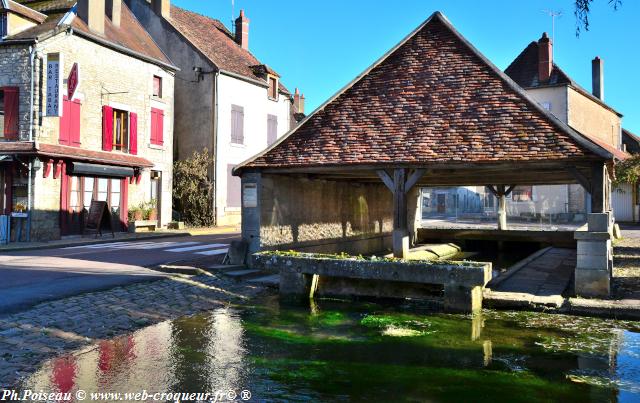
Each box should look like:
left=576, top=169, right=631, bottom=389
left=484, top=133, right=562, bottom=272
left=241, top=172, right=261, bottom=267
left=443, top=283, right=483, bottom=313
left=392, top=169, right=409, bottom=258
left=574, top=212, right=613, bottom=298
left=407, top=186, right=421, bottom=247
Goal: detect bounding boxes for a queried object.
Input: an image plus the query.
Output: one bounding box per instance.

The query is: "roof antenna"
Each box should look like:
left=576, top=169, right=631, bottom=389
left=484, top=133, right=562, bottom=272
left=541, top=10, right=563, bottom=47
left=231, top=0, right=235, bottom=35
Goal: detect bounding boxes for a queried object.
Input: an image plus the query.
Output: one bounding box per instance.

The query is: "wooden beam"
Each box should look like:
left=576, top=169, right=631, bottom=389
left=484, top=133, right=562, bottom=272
left=566, top=166, right=592, bottom=193
left=591, top=163, right=605, bottom=213
left=504, top=185, right=517, bottom=197
left=376, top=169, right=394, bottom=191
left=486, top=186, right=499, bottom=198
left=404, top=169, right=427, bottom=192
left=393, top=169, right=407, bottom=231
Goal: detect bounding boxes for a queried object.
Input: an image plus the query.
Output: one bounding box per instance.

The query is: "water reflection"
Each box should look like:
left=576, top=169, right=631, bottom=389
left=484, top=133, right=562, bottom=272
left=20, top=301, right=640, bottom=402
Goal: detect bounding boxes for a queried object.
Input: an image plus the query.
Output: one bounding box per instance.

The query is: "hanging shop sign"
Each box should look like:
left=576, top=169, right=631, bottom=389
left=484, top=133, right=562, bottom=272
left=68, top=62, right=80, bottom=100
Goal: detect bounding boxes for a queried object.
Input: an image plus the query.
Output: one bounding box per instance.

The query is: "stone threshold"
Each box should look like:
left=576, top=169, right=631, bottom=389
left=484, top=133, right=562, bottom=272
left=484, top=289, right=640, bottom=320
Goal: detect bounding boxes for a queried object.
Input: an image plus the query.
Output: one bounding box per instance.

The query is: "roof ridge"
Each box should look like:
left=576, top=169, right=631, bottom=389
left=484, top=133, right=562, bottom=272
left=234, top=11, right=612, bottom=174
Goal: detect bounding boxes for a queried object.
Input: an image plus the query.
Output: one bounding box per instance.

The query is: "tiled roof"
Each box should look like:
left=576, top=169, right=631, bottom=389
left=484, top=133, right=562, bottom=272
left=168, top=6, right=289, bottom=93
left=238, top=12, right=613, bottom=172
left=505, top=39, right=621, bottom=117
left=7, top=1, right=173, bottom=68
left=2, top=0, right=47, bottom=23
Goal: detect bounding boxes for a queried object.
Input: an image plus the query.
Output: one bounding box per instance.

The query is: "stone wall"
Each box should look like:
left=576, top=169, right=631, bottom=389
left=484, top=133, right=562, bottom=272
left=0, top=45, right=32, bottom=140
left=256, top=175, right=393, bottom=254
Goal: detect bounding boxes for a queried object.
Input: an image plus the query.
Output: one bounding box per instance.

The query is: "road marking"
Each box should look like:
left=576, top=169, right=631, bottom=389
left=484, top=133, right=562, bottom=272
left=121, top=241, right=201, bottom=250
left=165, top=243, right=227, bottom=252
left=196, top=248, right=229, bottom=256
left=63, top=241, right=141, bottom=249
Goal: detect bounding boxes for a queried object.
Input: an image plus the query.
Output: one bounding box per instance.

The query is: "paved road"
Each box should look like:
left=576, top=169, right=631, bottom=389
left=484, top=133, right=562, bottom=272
left=0, top=232, right=240, bottom=315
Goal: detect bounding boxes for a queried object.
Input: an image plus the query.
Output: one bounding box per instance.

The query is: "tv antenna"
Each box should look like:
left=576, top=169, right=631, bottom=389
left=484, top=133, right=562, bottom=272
left=542, top=10, right=563, bottom=45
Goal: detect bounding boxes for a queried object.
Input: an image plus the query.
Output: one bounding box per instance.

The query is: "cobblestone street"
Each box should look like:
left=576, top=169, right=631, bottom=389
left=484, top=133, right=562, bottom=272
left=613, top=236, right=640, bottom=300
left=0, top=274, right=268, bottom=387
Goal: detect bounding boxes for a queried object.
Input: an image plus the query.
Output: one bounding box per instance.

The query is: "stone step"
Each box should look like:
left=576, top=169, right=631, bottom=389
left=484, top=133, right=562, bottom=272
left=224, top=269, right=265, bottom=281
left=247, top=274, right=280, bottom=288
left=205, top=264, right=246, bottom=272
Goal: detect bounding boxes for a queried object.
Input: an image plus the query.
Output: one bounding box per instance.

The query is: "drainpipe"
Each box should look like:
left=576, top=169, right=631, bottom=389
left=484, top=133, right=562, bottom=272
left=213, top=70, right=219, bottom=226
left=28, top=43, right=38, bottom=142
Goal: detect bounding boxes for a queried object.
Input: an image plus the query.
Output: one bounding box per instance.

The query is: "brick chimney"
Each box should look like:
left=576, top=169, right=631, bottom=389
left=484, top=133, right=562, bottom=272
left=78, top=0, right=106, bottom=35
left=294, top=88, right=305, bottom=114
left=592, top=56, right=604, bottom=100
left=106, top=0, right=121, bottom=27
left=235, top=10, right=249, bottom=50
left=538, top=32, right=553, bottom=84
left=151, top=0, right=170, bottom=19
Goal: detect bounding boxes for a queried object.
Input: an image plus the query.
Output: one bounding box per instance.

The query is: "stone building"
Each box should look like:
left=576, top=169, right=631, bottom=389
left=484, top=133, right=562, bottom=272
left=0, top=0, right=176, bottom=241
left=126, top=0, right=304, bottom=226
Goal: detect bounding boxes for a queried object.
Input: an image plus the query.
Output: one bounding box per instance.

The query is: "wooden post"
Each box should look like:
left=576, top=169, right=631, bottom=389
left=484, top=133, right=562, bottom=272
left=497, top=185, right=507, bottom=230
left=377, top=168, right=426, bottom=258
left=591, top=164, right=605, bottom=213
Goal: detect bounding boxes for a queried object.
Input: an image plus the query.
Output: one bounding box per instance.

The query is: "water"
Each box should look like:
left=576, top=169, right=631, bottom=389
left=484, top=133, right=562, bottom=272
left=22, top=297, right=640, bottom=402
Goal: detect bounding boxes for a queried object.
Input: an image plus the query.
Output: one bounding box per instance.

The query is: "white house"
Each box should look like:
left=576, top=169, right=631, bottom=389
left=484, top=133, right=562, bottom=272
left=126, top=0, right=304, bottom=226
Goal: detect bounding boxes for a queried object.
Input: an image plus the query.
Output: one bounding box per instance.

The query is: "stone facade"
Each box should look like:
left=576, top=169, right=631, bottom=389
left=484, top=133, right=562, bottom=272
left=1, top=29, right=175, bottom=240
left=243, top=174, right=394, bottom=257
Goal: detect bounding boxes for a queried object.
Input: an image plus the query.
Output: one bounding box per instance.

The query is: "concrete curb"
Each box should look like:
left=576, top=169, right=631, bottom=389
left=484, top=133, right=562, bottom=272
left=0, top=232, right=191, bottom=253
left=487, top=247, right=552, bottom=289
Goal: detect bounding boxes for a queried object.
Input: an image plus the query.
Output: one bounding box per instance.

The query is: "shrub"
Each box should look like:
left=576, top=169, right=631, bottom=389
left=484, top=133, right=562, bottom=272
left=173, top=149, right=215, bottom=226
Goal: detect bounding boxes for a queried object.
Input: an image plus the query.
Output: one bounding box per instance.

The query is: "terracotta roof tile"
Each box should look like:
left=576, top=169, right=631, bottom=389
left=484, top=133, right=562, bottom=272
left=240, top=12, right=612, bottom=172
left=8, top=1, right=173, bottom=67
left=168, top=6, right=289, bottom=93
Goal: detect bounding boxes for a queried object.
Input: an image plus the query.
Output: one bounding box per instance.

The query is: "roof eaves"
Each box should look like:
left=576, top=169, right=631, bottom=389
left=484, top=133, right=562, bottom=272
left=70, top=27, right=179, bottom=72
left=6, top=0, right=47, bottom=23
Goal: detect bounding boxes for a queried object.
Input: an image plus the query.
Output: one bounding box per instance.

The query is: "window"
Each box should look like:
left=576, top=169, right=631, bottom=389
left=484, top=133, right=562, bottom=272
left=268, top=76, right=278, bottom=100
left=0, top=13, right=7, bottom=38
left=0, top=87, right=18, bottom=139
left=227, top=164, right=241, bottom=208
left=512, top=186, right=533, bottom=202
left=150, top=107, right=164, bottom=146
left=153, top=75, right=162, bottom=98
left=113, top=109, right=129, bottom=151
left=267, top=114, right=277, bottom=145
left=231, top=105, right=244, bottom=144
left=541, top=102, right=552, bottom=111
left=59, top=96, right=81, bottom=146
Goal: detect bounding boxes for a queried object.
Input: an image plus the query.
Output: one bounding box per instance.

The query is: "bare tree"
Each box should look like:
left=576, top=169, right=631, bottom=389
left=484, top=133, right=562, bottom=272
left=575, top=0, right=622, bottom=36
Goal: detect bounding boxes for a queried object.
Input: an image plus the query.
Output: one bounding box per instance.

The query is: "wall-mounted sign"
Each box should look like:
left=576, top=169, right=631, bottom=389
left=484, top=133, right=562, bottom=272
left=67, top=62, right=79, bottom=100
left=242, top=183, right=258, bottom=208
left=45, top=53, right=63, bottom=117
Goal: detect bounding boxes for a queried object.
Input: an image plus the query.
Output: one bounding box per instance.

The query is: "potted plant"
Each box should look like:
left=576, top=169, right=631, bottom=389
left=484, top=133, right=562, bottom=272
left=147, top=199, right=158, bottom=221
left=128, top=206, right=143, bottom=222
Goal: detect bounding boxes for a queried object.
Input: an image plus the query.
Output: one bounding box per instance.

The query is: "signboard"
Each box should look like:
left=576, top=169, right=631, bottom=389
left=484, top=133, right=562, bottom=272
left=67, top=62, right=79, bottom=100
left=46, top=53, right=63, bottom=116
left=84, top=200, right=114, bottom=238
left=242, top=183, right=258, bottom=208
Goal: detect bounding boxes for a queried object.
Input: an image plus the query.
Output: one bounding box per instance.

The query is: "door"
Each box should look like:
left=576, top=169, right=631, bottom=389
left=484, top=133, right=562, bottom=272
left=437, top=194, right=446, bottom=214
left=64, top=176, right=124, bottom=235
left=150, top=171, right=161, bottom=226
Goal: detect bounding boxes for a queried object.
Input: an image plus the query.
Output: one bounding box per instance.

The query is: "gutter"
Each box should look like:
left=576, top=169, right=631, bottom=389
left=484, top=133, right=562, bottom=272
left=70, top=28, right=180, bottom=72
left=219, top=68, right=268, bottom=88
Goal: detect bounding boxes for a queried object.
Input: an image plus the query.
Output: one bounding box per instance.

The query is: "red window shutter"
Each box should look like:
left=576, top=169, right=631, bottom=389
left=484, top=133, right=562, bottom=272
left=102, top=105, right=113, bottom=151
left=120, top=178, right=129, bottom=231
left=129, top=112, right=138, bottom=155
left=149, top=109, right=157, bottom=145
left=71, top=99, right=81, bottom=147
left=59, top=97, right=70, bottom=145
left=3, top=87, right=19, bottom=140
left=157, top=109, right=164, bottom=146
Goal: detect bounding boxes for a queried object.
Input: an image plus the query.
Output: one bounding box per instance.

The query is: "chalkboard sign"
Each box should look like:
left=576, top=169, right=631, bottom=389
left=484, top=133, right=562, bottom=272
left=84, top=200, right=114, bottom=238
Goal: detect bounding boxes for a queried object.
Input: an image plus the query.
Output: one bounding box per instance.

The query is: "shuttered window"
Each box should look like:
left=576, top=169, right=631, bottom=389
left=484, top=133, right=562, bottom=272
left=231, top=105, right=244, bottom=144
left=1, top=87, right=19, bottom=140
left=267, top=114, right=277, bottom=146
left=59, top=96, right=81, bottom=146
left=150, top=107, right=164, bottom=146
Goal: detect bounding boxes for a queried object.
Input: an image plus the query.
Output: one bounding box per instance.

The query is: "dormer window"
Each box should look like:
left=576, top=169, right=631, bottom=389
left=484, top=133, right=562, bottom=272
left=268, top=75, right=278, bottom=101
left=0, top=13, right=7, bottom=38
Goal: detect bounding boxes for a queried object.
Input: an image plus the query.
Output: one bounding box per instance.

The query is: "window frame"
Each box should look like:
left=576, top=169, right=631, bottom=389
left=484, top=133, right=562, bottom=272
left=267, top=75, right=278, bottom=101
left=112, top=108, right=129, bottom=152
left=153, top=75, right=162, bottom=98
left=230, top=104, right=244, bottom=145
left=511, top=186, right=534, bottom=203
left=0, top=88, right=4, bottom=139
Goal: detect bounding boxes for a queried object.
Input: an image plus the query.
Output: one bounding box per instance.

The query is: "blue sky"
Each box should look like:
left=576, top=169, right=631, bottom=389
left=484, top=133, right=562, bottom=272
left=174, top=0, right=640, bottom=133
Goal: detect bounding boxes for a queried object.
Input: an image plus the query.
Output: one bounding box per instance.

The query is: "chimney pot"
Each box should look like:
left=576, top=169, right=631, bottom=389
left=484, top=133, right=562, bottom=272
left=235, top=9, right=250, bottom=50
left=592, top=56, right=604, bottom=100
left=538, top=32, right=553, bottom=83
left=78, top=0, right=106, bottom=35
left=293, top=88, right=304, bottom=114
